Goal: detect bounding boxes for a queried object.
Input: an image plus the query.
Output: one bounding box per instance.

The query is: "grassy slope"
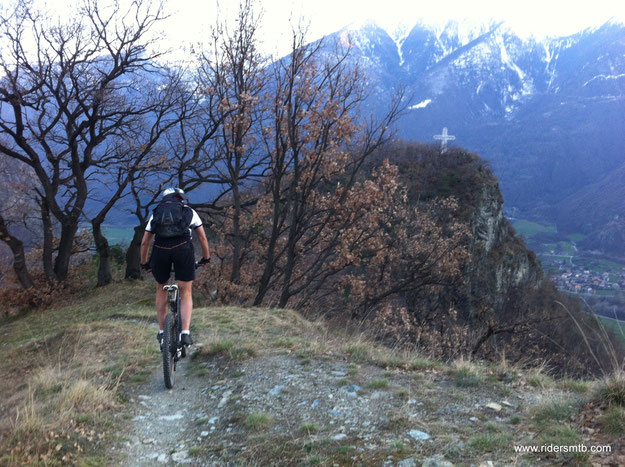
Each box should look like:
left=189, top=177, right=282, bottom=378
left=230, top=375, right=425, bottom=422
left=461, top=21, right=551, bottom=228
left=0, top=281, right=159, bottom=465
left=1, top=282, right=624, bottom=465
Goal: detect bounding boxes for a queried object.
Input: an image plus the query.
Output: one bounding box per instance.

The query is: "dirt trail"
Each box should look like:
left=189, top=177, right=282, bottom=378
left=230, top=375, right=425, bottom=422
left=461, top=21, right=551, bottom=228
left=114, top=339, right=559, bottom=466
left=117, top=352, right=214, bottom=465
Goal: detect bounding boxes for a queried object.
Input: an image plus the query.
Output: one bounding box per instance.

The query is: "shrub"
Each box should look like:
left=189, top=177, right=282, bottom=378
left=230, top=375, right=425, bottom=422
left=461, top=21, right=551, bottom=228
left=595, top=373, right=625, bottom=407
left=455, top=369, right=482, bottom=387
left=600, top=407, right=625, bottom=435
left=244, top=412, right=272, bottom=430
left=367, top=378, right=389, bottom=389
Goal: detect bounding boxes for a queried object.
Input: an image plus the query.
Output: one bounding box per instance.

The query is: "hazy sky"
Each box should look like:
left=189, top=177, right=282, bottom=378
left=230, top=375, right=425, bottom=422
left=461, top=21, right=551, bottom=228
left=168, top=0, right=625, bottom=55
left=24, top=0, right=625, bottom=57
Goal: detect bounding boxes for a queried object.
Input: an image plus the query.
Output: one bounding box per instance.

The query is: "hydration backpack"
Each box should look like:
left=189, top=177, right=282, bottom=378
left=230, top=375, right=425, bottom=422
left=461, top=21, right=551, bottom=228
left=151, top=197, right=189, bottom=238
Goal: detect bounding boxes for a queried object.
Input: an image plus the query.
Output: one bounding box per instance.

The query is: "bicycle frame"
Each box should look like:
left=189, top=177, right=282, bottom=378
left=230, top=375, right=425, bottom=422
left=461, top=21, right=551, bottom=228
left=164, top=283, right=180, bottom=316
left=163, top=283, right=183, bottom=357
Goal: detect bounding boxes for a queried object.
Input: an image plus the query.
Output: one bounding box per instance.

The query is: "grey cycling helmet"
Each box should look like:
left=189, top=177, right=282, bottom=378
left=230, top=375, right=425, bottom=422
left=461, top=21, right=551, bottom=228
left=162, top=187, right=185, bottom=198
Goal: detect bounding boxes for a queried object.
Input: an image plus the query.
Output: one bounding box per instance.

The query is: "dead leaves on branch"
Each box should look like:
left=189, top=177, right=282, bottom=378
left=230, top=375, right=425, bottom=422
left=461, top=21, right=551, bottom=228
left=198, top=159, right=472, bottom=331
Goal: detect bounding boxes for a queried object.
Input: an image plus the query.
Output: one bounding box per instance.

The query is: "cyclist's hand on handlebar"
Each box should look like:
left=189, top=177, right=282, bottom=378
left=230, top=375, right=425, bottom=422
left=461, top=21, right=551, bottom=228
left=141, top=262, right=151, bottom=272
left=197, top=257, right=211, bottom=268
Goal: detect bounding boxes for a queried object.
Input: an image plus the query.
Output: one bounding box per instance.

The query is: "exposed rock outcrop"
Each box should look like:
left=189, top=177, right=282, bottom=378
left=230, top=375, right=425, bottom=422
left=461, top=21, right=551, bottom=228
left=466, top=177, right=542, bottom=311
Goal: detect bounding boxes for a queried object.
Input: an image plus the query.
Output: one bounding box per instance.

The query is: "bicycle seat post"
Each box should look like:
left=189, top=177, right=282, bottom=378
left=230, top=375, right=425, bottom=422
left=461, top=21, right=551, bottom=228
left=163, top=284, right=179, bottom=304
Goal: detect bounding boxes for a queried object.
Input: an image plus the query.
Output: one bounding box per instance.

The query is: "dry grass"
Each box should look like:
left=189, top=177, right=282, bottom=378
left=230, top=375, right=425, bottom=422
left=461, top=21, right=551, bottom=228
left=194, top=307, right=440, bottom=375
left=526, top=364, right=555, bottom=389
left=0, top=280, right=156, bottom=465
left=599, top=406, right=625, bottom=435
left=450, top=355, right=480, bottom=373
left=594, top=371, right=625, bottom=407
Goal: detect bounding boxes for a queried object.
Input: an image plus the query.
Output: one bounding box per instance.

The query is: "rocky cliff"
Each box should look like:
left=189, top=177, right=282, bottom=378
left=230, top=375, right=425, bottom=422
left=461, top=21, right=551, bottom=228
left=381, top=143, right=543, bottom=317
left=466, top=175, right=542, bottom=311
left=367, top=142, right=620, bottom=373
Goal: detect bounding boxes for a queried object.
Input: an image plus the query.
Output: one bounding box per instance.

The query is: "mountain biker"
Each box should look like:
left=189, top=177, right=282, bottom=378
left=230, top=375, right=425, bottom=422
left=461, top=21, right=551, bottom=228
left=140, top=187, right=210, bottom=348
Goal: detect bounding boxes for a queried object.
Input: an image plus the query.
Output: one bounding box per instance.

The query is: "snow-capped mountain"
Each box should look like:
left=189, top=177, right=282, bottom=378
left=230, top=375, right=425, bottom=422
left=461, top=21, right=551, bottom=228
left=329, top=20, right=625, bottom=254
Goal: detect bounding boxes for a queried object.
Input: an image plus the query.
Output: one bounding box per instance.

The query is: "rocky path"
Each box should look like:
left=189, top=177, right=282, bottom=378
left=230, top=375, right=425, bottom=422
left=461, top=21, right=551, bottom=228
left=114, top=341, right=556, bottom=466
left=118, top=352, right=212, bottom=465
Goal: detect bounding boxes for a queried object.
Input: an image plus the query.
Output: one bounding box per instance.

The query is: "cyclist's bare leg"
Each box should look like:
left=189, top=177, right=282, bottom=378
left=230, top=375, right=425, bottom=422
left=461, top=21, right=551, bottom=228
left=179, top=280, right=193, bottom=331
left=156, top=283, right=168, bottom=330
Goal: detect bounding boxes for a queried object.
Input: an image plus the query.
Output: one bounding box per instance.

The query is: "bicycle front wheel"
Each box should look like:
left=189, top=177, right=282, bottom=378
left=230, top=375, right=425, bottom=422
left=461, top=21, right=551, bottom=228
left=162, top=313, right=176, bottom=389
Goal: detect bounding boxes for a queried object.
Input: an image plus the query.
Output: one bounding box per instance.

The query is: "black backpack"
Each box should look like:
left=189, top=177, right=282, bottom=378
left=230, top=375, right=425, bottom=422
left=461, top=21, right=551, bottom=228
left=151, top=197, right=189, bottom=238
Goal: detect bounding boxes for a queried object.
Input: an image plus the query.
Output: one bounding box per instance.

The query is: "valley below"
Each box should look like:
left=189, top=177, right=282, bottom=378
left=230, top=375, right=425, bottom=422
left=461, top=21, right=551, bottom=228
left=512, top=218, right=625, bottom=322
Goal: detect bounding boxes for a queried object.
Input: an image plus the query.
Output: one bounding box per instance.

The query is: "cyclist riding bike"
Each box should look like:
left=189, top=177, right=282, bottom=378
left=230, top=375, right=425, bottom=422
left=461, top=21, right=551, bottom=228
left=140, top=187, right=210, bottom=348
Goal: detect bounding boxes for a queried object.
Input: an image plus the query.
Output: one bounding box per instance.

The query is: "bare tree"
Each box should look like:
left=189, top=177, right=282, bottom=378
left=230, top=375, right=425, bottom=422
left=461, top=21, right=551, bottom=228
left=0, top=150, right=39, bottom=288
left=85, top=68, right=189, bottom=286
left=0, top=0, right=169, bottom=282
left=196, top=0, right=269, bottom=283
left=124, top=175, right=165, bottom=280
left=252, top=29, right=404, bottom=307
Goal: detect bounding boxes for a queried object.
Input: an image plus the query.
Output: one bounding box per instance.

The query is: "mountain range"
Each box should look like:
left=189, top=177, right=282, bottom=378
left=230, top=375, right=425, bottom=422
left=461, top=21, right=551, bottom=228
left=330, top=19, right=625, bottom=256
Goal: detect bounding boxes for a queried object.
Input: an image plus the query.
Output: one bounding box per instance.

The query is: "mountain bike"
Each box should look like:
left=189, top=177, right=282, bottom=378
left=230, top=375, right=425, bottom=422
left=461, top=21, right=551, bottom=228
left=161, top=262, right=203, bottom=389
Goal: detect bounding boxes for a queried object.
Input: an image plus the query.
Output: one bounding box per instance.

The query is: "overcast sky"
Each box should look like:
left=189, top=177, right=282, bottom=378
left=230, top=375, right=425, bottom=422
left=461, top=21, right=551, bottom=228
left=25, top=0, right=625, bottom=57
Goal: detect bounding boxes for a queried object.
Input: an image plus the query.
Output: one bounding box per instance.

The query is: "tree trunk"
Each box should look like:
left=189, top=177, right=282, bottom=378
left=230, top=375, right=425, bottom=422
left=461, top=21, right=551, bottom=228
left=53, top=221, right=78, bottom=281
left=278, top=252, right=295, bottom=308
left=253, top=185, right=282, bottom=306
left=278, top=229, right=298, bottom=308
left=40, top=201, right=56, bottom=284
left=253, top=248, right=274, bottom=306
left=0, top=214, right=34, bottom=289
left=278, top=183, right=301, bottom=308
left=230, top=184, right=242, bottom=284
left=125, top=224, right=145, bottom=280
left=92, top=220, right=112, bottom=287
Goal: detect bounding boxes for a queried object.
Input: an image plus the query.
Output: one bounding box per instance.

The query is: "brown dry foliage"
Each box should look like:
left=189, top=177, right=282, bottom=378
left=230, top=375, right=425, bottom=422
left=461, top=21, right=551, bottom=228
left=0, top=271, right=87, bottom=315
left=0, top=255, right=92, bottom=315
left=195, top=158, right=472, bottom=333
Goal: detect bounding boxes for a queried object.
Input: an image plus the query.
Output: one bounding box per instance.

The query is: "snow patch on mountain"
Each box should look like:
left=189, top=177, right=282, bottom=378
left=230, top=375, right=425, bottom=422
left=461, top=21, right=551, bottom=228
left=435, top=20, right=492, bottom=47
left=495, top=35, right=534, bottom=97
left=583, top=73, right=625, bottom=87
left=374, top=21, right=418, bottom=67
left=393, top=29, right=411, bottom=66
left=449, top=41, right=492, bottom=69
left=409, top=99, right=432, bottom=110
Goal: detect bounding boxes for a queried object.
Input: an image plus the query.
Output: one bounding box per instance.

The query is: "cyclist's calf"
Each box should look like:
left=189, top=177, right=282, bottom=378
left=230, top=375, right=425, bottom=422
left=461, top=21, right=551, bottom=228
left=178, top=280, right=193, bottom=332
left=156, top=283, right=169, bottom=331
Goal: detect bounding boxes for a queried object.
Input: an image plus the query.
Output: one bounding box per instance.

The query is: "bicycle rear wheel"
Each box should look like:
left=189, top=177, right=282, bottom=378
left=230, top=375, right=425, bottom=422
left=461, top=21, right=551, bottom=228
left=162, top=312, right=176, bottom=389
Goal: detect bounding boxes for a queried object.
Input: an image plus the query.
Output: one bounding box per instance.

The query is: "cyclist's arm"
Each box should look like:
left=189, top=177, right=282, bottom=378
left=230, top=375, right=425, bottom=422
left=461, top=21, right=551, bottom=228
left=189, top=208, right=210, bottom=260
left=140, top=231, right=154, bottom=264
left=195, top=225, right=210, bottom=260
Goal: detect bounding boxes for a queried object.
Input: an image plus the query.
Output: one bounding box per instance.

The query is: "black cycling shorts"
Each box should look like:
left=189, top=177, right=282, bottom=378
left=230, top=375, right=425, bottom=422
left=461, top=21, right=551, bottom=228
left=150, top=241, right=196, bottom=284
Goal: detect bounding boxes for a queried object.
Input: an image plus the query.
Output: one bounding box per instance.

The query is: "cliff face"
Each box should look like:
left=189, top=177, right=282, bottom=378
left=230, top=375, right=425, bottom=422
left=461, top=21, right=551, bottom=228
left=468, top=180, right=542, bottom=306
